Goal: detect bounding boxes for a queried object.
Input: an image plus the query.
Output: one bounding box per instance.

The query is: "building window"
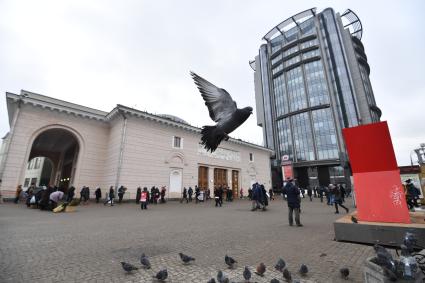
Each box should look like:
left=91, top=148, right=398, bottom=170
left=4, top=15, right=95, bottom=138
left=24, top=178, right=30, bottom=187
left=30, top=178, right=37, bottom=186
left=173, top=136, right=183, bottom=149
left=34, top=158, right=40, bottom=169
left=249, top=153, right=254, bottom=162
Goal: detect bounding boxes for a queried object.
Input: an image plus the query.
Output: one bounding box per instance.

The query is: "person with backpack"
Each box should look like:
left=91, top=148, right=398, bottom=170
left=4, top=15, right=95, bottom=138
left=140, top=187, right=149, bottom=210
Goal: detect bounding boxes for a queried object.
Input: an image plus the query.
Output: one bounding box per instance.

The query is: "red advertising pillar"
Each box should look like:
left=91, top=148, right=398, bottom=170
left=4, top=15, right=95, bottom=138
left=342, top=121, right=410, bottom=223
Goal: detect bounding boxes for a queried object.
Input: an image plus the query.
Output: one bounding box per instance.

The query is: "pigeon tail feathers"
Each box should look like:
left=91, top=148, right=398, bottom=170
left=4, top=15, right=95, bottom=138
left=201, top=126, right=227, bottom=152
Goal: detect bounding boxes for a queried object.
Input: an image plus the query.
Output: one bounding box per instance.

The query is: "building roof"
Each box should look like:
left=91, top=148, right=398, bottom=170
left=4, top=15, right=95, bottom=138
left=5, top=90, right=274, bottom=153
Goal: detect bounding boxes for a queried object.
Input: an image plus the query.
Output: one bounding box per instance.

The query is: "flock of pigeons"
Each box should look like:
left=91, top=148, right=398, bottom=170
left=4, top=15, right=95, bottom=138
left=120, top=253, right=351, bottom=282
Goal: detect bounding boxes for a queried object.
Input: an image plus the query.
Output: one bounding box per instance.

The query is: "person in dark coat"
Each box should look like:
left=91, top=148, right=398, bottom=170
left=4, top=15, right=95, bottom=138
left=405, top=179, right=420, bottom=209
left=188, top=187, right=193, bottom=202
left=332, top=184, right=349, bottom=214
left=160, top=186, right=166, bottom=203
left=195, top=186, right=200, bottom=203
left=150, top=186, right=155, bottom=204
left=251, top=183, right=263, bottom=211
left=283, top=178, right=302, bottom=226
left=214, top=186, right=223, bottom=207
left=95, top=187, right=102, bottom=203
left=117, top=186, right=126, bottom=203
left=66, top=186, right=75, bottom=203
left=181, top=187, right=188, bottom=203
left=260, top=184, right=268, bottom=210
left=307, top=186, right=313, bottom=201
left=104, top=186, right=114, bottom=206
left=136, top=187, right=142, bottom=204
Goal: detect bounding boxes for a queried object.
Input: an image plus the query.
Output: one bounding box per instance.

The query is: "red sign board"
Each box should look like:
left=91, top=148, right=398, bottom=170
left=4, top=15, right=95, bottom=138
left=342, top=121, right=410, bottom=223
left=282, top=163, right=293, bottom=181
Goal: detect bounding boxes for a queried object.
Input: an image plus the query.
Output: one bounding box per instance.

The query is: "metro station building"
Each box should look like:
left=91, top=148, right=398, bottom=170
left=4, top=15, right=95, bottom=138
left=0, top=91, right=272, bottom=199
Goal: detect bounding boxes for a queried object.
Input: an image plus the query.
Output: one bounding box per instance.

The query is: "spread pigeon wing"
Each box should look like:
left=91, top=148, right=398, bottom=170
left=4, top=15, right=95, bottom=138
left=191, top=71, right=237, bottom=123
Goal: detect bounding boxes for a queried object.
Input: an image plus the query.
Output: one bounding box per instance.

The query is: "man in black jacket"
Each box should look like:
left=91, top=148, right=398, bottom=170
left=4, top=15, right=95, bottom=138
left=283, top=178, right=302, bottom=227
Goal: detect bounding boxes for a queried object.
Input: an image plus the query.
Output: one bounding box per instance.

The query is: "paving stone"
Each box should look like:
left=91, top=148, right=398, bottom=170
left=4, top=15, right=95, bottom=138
left=0, top=197, right=373, bottom=282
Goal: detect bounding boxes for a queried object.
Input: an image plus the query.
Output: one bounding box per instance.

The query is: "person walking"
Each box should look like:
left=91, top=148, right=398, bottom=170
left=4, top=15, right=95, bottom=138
left=240, top=188, right=244, bottom=199
left=140, top=187, right=149, bottom=210
left=195, top=185, right=200, bottom=204
left=339, top=184, right=346, bottom=203
left=95, top=187, right=102, bottom=203
left=318, top=186, right=324, bottom=203
left=136, top=187, right=141, bottom=204
left=181, top=187, right=188, bottom=203
left=269, top=188, right=274, bottom=201
left=14, top=185, right=23, bottom=204
left=214, top=186, right=223, bottom=207
left=160, top=186, right=166, bottom=203
left=283, top=178, right=302, bottom=227
left=251, top=183, right=263, bottom=211
left=117, top=186, right=126, bottom=203
left=104, top=186, right=115, bottom=206
left=307, top=186, right=313, bottom=201
left=67, top=186, right=75, bottom=203
left=188, top=187, right=193, bottom=202
left=331, top=184, right=349, bottom=214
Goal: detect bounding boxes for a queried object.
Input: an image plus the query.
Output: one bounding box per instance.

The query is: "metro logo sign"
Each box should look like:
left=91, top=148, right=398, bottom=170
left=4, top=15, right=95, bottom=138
left=343, top=121, right=410, bottom=223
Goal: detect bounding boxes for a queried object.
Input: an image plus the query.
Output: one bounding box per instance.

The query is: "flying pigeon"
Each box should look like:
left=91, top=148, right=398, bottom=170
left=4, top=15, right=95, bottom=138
left=140, top=253, right=151, bottom=269
left=299, top=264, right=308, bottom=276
left=282, top=268, right=292, bottom=282
left=351, top=216, right=358, bottom=223
left=243, top=266, right=251, bottom=282
left=191, top=72, right=253, bottom=152
left=255, top=262, right=266, bottom=276
left=340, top=267, right=349, bottom=280
left=225, top=255, right=237, bottom=269
left=153, top=269, right=168, bottom=282
left=275, top=258, right=286, bottom=272
left=179, top=252, right=195, bottom=264
left=270, top=279, right=280, bottom=283
left=120, top=261, right=138, bottom=273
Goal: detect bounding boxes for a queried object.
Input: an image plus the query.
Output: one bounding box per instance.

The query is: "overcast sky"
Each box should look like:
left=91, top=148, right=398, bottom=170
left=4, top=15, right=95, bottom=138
left=0, top=0, right=424, bottom=166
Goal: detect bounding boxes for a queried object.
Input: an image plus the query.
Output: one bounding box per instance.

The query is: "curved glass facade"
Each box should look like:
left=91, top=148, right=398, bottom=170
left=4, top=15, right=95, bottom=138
left=253, top=7, right=380, bottom=189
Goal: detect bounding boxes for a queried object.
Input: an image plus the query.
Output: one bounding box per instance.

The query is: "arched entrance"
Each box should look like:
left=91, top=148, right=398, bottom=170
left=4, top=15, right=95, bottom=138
left=26, top=128, right=80, bottom=189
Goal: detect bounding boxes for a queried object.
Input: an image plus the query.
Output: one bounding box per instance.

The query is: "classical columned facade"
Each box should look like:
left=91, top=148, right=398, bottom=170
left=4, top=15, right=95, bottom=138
left=0, top=90, right=273, bottom=199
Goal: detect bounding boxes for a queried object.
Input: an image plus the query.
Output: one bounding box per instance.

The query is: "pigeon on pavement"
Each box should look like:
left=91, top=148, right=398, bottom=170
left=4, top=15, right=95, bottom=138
left=275, top=258, right=286, bottom=272
left=243, top=266, right=251, bottom=282
left=179, top=252, right=195, bottom=264
left=140, top=253, right=151, bottom=269
left=255, top=262, right=266, bottom=276
left=340, top=267, right=349, bottom=279
left=373, top=244, right=396, bottom=271
left=153, top=269, right=168, bottom=282
left=225, top=255, right=237, bottom=269
left=299, top=264, right=308, bottom=276
left=283, top=268, right=292, bottom=282
left=207, top=279, right=216, bottom=283
left=120, top=262, right=138, bottom=273
left=270, top=279, right=280, bottom=283
left=191, top=72, right=253, bottom=152
left=217, top=270, right=229, bottom=283
left=351, top=216, right=358, bottom=223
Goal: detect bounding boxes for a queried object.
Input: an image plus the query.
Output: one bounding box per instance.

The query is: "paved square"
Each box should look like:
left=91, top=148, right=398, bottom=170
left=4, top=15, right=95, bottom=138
left=0, top=197, right=375, bottom=282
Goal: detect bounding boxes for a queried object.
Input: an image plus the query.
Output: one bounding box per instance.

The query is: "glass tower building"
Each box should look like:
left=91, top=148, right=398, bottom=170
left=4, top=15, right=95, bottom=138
left=252, top=8, right=381, bottom=190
